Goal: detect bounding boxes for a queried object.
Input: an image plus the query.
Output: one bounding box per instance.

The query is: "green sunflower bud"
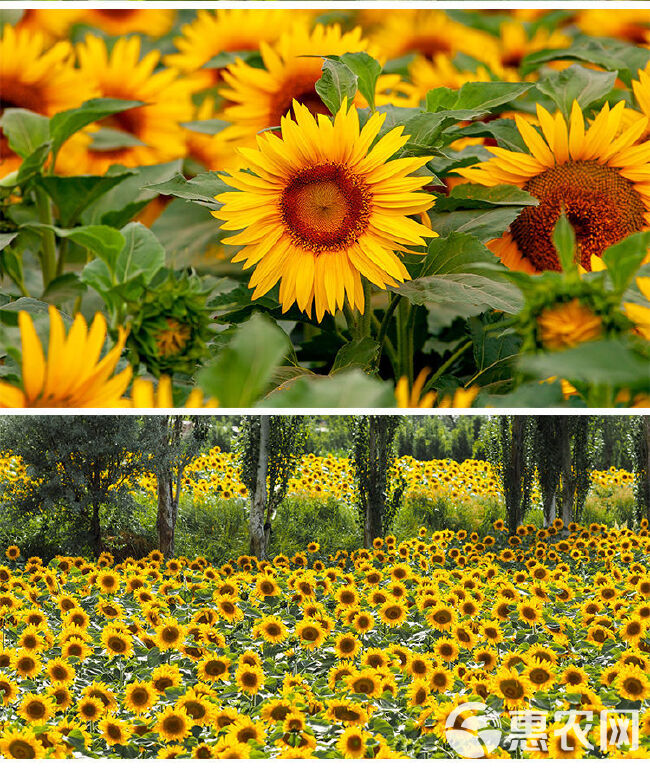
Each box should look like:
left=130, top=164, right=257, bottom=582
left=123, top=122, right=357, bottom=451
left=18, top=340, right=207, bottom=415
left=124, top=269, right=213, bottom=377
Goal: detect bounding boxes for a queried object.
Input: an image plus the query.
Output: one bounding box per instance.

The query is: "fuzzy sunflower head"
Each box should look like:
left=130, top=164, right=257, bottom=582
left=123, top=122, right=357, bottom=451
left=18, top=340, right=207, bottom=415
left=215, top=100, right=435, bottom=320
left=460, top=101, right=650, bottom=273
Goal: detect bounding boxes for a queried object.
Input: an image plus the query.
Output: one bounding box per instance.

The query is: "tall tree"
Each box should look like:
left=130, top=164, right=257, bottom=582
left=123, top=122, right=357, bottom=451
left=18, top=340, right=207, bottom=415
left=633, top=416, right=650, bottom=519
left=492, top=415, right=534, bottom=534
left=143, top=416, right=210, bottom=557
left=238, top=416, right=307, bottom=559
left=0, top=416, right=146, bottom=557
left=351, top=416, right=402, bottom=546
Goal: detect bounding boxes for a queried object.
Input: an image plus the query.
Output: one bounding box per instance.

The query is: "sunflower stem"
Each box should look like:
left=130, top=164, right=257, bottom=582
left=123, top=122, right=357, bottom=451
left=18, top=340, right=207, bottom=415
left=396, top=298, right=412, bottom=385
left=360, top=279, right=373, bottom=337
left=422, top=339, right=473, bottom=395
left=342, top=304, right=359, bottom=339
left=376, top=293, right=401, bottom=360
left=56, top=239, right=69, bottom=278
left=371, top=313, right=397, bottom=374
left=34, top=187, right=57, bottom=289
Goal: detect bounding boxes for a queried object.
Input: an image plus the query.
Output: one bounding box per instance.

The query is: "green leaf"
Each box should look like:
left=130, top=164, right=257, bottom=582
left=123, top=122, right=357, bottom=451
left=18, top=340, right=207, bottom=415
left=331, top=337, right=380, bottom=373
left=41, top=273, right=85, bottom=303
left=151, top=199, right=220, bottom=266
left=427, top=207, right=523, bottom=242
left=0, top=248, right=23, bottom=292
left=520, top=340, right=650, bottom=386
left=0, top=109, right=50, bottom=159
left=264, top=369, right=396, bottom=407
left=181, top=119, right=230, bottom=135
left=434, top=183, right=538, bottom=211
left=394, top=233, right=523, bottom=314
left=552, top=214, right=577, bottom=273
left=115, top=222, right=165, bottom=285
left=15, top=142, right=52, bottom=186
left=23, top=224, right=126, bottom=270
left=339, top=52, right=382, bottom=111
left=83, top=161, right=182, bottom=228
left=521, top=36, right=650, bottom=87
left=49, top=98, right=144, bottom=157
left=198, top=313, right=290, bottom=407
left=81, top=259, right=114, bottom=298
left=426, top=81, right=532, bottom=113
left=601, top=231, right=650, bottom=294
left=88, top=127, right=146, bottom=150
left=0, top=233, right=18, bottom=251
left=536, top=65, right=617, bottom=116
left=37, top=170, right=136, bottom=227
left=144, top=172, right=229, bottom=210
left=315, top=59, right=358, bottom=115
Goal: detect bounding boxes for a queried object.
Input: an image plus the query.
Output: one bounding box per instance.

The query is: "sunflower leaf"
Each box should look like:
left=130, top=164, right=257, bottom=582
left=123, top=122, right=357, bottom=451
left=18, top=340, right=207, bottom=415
left=49, top=97, right=145, bottom=158
left=426, top=81, right=532, bottom=114
left=264, top=369, right=396, bottom=407
left=0, top=109, right=50, bottom=159
left=601, top=231, right=650, bottom=294
left=339, top=52, right=382, bottom=112
left=315, top=58, right=358, bottom=116
left=535, top=65, right=617, bottom=116
left=198, top=312, right=290, bottom=407
left=144, top=172, right=229, bottom=210
left=552, top=213, right=577, bottom=274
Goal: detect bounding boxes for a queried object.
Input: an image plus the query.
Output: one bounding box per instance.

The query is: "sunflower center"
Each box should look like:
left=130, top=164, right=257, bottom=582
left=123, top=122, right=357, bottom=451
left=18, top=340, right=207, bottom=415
left=281, top=164, right=370, bottom=252
left=511, top=160, right=646, bottom=271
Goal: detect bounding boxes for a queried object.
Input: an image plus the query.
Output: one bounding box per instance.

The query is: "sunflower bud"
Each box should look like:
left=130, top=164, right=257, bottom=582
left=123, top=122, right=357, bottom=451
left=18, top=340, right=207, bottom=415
left=125, top=269, right=212, bottom=377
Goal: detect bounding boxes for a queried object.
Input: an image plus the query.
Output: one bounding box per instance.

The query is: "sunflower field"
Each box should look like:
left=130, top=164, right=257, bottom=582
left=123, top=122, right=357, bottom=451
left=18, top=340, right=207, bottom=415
left=1, top=520, right=650, bottom=758
left=0, top=8, right=649, bottom=407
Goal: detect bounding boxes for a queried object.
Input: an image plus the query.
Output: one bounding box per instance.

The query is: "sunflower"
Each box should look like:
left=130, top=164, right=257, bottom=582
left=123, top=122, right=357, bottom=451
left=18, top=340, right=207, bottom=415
left=367, top=10, right=495, bottom=63
left=352, top=611, right=375, bottom=634
left=151, top=664, right=183, bottom=693
left=295, top=618, right=326, bottom=648
left=177, top=692, right=213, bottom=726
left=546, top=722, right=587, bottom=759
left=346, top=670, right=382, bottom=698
left=427, top=605, right=456, bottom=631
left=0, top=674, right=19, bottom=705
left=156, top=706, right=191, bottom=743
left=77, top=695, right=106, bottom=722
left=0, top=25, right=95, bottom=177
left=334, top=633, right=361, bottom=659
left=72, top=35, right=193, bottom=175
left=395, top=369, right=436, bottom=409
left=491, top=668, right=531, bottom=707
left=99, top=715, right=133, bottom=747
left=0, top=307, right=131, bottom=408
left=525, top=659, right=556, bottom=691
left=615, top=664, right=650, bottom=701
left=562, top=665, right=590, bottom=688
left=337, top=725, right=367, bottom=759
left=214, top=100, right=435, bottom=320
left=101, top=626, right=133, bottom=657
left=46, top=659, right=75, bottom=685
left=79, top=9, right=175, bottom=38
left=518, top=599, right=543, bottom=625
left=12, top=650, right=41, bottom=679
left=536, top=298, right=604, bottom=350
left=460, top=101, right=650, bottom=273
left=164, top=9, right=304, bottom=86
left=255, top=616, right=289, bottom=644
left=17, top=693, right=55, bottom=725
left=325, top=698, right=369, bottom=726
left=235, top=663, right=265, bottom=695
left=155, top=618, right=186, bottom=651
left=0, top=731, right=45, bottom=760
left=220, top=22, right=378, bottom=143
left=197, top=653, right=231, bottom=682
left=228, top=715, right=266, bottom=744
left=5, top=545, right=20, bottom=560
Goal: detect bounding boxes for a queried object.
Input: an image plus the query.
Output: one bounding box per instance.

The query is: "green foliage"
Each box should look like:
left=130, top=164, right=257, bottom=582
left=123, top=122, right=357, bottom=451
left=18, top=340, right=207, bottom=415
left=269, top=495, right=360, bottom=557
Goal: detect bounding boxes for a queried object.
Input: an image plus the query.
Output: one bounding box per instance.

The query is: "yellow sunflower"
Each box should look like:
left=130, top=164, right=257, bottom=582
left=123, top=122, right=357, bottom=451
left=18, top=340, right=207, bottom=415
left=72, top=35, right=193, bottom=174
left=220, top=23, right=376, bottom=143
left=0, top=307, right=131, bottom=407
left=0, top=731, right=45, bottom=759
left=0, top=24, right=95, bottom=177
left=156, top=706, right=191, bottom=743
left=460, top=101, right=650, bottom=273
left=536, top=298, right=603, bottom=350
left=337, top=725, right=367, bottom=759
left=164, top=9, right=307, bottom=88
left=78, top=9, right=175, bottom=38
left=215, top=100, right=435, bottom=320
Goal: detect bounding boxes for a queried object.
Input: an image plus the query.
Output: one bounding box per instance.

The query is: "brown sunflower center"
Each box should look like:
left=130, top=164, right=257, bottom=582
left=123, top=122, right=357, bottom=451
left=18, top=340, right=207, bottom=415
left=282, top=164, right=370, bottom=252
left=163, top=715, right=185, bottom=735
left=623, top=678, right=643, bottom=696
left=511, top=160, right=646, bottom=271
left=8, top=739, right=36, bottom=759
left=500, top=678, right=524, bottom=698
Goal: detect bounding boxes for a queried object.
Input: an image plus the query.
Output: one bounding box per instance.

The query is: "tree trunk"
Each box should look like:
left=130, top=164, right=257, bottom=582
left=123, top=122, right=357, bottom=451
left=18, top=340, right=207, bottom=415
left=507, top=416, right=526, bottom=533
left=558, top=416, right=573, bottom=526
left=157, top=465, right=177, bottom=556
left=250, top=416, right=270, bottom=559
left=543, top=490, right=556, bottom=528
left=363, top=418, right=386, bottom=547
left=642, top=416, right=650, bottom=516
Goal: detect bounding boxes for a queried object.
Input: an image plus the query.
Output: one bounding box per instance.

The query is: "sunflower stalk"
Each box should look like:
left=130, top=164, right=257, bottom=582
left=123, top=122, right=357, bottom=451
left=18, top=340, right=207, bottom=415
left=34, top=187, right=57, bottom=289
left=422, top=339, right=473, bottom=395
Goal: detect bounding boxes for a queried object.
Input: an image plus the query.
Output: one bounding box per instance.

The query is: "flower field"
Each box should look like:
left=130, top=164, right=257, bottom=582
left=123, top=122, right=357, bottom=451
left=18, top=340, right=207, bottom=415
left=0, top=521, right=650, bottom=758
left=1, top=9, right=649, bottom=407
left=0, top=447, right=636, bottom=511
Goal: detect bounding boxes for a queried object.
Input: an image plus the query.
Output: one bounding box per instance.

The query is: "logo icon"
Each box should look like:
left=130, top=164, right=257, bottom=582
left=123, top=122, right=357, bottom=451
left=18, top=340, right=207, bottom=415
left=445, top=701, right=502, bottom=758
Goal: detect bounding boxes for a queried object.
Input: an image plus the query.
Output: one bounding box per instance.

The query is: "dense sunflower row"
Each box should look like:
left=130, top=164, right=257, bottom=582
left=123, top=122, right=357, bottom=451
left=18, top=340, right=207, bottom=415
left=0, top=521, right=649, bottom=758
left=0, top=448, right=635, bottom=510
left=1, top=9, right=649, bottom=407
